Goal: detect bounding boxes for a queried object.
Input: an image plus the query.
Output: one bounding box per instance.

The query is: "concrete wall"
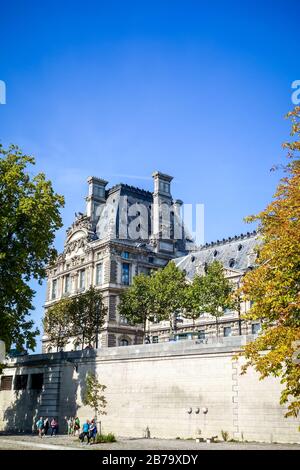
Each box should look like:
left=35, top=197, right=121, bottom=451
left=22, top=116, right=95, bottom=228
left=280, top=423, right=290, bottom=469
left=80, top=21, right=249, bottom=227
left=0, top=337, right=299, bottom=443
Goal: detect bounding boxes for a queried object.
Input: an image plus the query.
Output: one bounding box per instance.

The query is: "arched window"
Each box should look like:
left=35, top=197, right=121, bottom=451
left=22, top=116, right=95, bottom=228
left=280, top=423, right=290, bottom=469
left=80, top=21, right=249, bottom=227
left=120, top=338, right=129, bottom=347
left=229, top=258, right=235, bottom=268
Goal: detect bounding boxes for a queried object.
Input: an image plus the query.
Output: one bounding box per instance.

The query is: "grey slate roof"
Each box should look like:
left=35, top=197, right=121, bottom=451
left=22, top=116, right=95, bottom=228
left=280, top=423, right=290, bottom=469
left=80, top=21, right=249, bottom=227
left=174, top=231, right=260, bottom=279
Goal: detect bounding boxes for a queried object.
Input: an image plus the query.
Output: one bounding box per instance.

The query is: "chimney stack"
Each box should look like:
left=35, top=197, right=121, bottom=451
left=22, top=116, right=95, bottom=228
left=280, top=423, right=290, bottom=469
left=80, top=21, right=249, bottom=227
left=86, top=176, right=108, bottom=225
left=152, top=171, right=173, bottom=238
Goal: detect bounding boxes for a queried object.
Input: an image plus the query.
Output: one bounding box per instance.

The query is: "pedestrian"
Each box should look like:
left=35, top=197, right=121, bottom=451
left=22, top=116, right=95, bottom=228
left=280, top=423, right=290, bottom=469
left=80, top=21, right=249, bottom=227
left=74, top=416, right=80, bottom=436
left=36, top=417, right=44, bottom=438
left=89, top=419, right=97, bottom=444
left=50, top=417, right=58, bottom=436
left=79, top=420, right=90, bottom=444
left=43, top=417, right=49, bottom=436
left=67, top=417, right=73, bottom=436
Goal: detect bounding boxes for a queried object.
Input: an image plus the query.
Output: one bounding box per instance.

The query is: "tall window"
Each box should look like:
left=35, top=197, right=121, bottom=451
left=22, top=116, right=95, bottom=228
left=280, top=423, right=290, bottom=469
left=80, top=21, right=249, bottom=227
left=51, top=279, right=57, bottom=300
left=64, top=274, right=71, bottom=293
left=251, top=323, right=261, bottom=335
left=224, top=326, right=232, bottom=337
left=79, top=269, right=85, bottom=290
left=95, top=263, right=103, bottom=285
left=121, top=263, right=130, bottom=285
left=198, top=330, right=205, bottom=341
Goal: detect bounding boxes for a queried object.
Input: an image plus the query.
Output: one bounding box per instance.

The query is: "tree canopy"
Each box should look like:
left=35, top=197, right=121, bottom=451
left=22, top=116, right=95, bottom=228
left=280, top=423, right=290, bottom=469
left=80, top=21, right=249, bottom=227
left=240, top=107, right=300, bottom=421
left=0, top=144, right=64, bottom=353
left=43, top=286, right=107, bottom=351
left=118, top=260, right=233, bottom=340
left=185, top=261, right=233, bottom=336
left=118, top=273, right=156, bottom=335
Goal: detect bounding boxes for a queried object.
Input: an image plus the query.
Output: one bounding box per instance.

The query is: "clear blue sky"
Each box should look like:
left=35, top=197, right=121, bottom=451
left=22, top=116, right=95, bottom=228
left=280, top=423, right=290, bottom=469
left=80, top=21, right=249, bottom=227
left=0, top=0, right=299, bottom=351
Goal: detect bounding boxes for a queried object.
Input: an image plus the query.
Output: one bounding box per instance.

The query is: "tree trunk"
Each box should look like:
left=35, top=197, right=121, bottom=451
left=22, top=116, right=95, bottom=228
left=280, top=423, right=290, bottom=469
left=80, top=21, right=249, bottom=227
left=216, top=317, right=219, bottom=338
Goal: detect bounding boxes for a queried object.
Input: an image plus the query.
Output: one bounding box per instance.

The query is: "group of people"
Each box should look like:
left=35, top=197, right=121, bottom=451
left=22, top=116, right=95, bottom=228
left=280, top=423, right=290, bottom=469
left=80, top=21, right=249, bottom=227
left=66, top=416, right=81, bottom=436
left=66, top=416, right=98, bottom=444
left=79, top=419, right=98, bottom=444
left=36, top=415, right=98, bottom=444
left=36, top=417, right=58, bottom=437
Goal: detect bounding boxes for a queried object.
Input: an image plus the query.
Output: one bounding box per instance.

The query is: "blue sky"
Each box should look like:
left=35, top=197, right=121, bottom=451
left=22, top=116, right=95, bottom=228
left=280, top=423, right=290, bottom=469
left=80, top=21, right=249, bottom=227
left=0, top=0, right=299, bottom=351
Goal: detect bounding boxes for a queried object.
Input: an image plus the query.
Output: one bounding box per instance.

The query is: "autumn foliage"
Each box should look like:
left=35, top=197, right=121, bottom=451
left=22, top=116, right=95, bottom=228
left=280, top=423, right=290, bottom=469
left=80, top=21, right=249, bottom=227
left=240, top=107, right=300, bottom=421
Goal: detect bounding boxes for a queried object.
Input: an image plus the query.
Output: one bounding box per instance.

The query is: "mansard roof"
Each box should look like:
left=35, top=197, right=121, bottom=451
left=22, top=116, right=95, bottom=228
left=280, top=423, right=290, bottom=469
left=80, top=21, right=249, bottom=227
left=107, top=183, right=153, bottom=201
left=174, top=230, right=259, bottom=279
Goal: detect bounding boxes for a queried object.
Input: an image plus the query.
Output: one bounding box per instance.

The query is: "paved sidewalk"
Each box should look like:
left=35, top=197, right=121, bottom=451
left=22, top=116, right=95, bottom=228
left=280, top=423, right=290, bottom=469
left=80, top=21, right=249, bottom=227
left=0, top=434, right=299, bottom=450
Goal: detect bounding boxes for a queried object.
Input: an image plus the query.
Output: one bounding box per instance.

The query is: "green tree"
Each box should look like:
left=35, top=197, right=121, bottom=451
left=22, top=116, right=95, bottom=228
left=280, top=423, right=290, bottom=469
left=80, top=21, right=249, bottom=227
left=72, top=286, right=107, bottom=349
left=188, top=261, right=232, bottom=338
left=43, top=287, right=106, bottom=351
left=183, top=275, right=205, bottom=327
left=0, top=144, right=64, bottom=353
left=118, top=273, right=155, bottom=340
left=43, top=298, right=74, bottom=351
left=83, top=372, right=107, bottom=426
left=240, top=107, right=300, bottom=421
left=151, top=262, right=187, bottom=338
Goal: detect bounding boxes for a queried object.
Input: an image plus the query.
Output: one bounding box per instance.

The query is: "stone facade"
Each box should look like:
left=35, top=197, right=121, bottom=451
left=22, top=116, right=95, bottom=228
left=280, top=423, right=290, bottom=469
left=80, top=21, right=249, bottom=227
left=43, top=172, right=259, bottom=352
left=43, top=171, right=192, bottom=352
left=149, top=231, right=260, bottom=343
left=1, top=338, right=299, bottom=443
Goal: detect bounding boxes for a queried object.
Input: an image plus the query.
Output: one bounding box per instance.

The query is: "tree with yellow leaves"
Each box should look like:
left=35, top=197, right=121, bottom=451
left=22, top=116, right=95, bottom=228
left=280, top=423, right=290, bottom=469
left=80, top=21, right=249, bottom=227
left=240, top=107, right=300, bottom=423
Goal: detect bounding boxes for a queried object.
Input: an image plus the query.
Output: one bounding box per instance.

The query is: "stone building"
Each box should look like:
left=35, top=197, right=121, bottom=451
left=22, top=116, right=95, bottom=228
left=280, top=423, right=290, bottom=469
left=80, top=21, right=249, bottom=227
left=43, top=171, right=260, bottom=353
left=148, top=231, right=260, bottom=343
left=42, top=171, right=193, bottom=352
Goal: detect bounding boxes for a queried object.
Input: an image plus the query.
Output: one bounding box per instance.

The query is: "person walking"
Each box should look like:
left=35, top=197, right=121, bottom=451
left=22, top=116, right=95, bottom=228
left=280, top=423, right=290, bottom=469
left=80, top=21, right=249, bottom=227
left=79, top=420, right=90, bottom=444
left=43, top=417, right=49, bottom=436
left=89, top=419, right=97, bottom=444
left=50, top=417, right=58, bottom=436
left=74, top=416, right=80, bottom=436
left=67, top=417, right=73, bottom=436
left=36, top=417, right=44, bottom=438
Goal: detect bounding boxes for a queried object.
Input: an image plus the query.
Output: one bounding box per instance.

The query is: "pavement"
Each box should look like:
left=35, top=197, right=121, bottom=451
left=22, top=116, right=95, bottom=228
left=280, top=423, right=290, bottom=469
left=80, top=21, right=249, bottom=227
left=0, top=434, right=299, bottom=450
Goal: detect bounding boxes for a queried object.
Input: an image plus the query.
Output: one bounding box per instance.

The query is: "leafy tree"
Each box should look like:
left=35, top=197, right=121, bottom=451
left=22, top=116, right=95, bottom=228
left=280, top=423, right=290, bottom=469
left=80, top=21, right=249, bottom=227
left=240, top=107, right=300, bottom=421
left=151, top=262, right=187, bottom=337
left=187, top=261, right=232, bottom=337
left=183, top=275, right=205, bottom=327
left=0, top=144, right=64, bottom=354
left=43, top=287, right=106, bottom=351
left=43, top=298, right=74, bottom=351
left=118, top=273, right=155, bottom=340
left=83, top=372, right=107, bottom=424
left=71, top=286, right=106, bottom=349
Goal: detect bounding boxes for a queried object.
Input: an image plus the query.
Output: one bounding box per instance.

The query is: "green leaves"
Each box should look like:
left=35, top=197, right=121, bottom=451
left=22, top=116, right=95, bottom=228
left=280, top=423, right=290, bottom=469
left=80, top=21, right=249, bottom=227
left=83, top=372, right=107, bottom=417
left=184, top=261, right=233, bottom=336
left=43, top=287, right=107, bottom=350
left=0, top=144, right=64, bottom=352
left=241, top=106, right=300, bottom=420
left=118, top=261, right=233, bottom=339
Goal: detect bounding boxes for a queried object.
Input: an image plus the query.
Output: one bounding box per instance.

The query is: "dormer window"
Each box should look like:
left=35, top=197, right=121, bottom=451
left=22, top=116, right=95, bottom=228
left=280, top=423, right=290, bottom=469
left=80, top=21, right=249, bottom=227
left=229, top=259, right=235, bottom=268
left=94, top=185, right=105, bottom=198
left=159, top=181, right=170, bottom=193
left=238, top=244, right=243, bottom=251
left=213, top=250, right=218, bottom=257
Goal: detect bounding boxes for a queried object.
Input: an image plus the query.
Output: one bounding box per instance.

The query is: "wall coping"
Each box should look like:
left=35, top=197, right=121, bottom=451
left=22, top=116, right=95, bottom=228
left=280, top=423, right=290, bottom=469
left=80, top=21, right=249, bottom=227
left=2, top=335, right=257, bottom=369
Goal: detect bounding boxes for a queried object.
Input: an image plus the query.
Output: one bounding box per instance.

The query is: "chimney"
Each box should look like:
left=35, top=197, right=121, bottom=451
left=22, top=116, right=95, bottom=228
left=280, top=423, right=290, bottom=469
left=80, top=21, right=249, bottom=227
left=86, top=176, right=108, bottom=225
left=152, top=171, right=173, bottom=238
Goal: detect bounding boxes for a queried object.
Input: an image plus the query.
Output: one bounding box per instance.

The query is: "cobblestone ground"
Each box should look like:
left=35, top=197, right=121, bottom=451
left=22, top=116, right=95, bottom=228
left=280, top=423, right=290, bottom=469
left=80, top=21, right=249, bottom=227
left=0, top=434, right=299, bottom=450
